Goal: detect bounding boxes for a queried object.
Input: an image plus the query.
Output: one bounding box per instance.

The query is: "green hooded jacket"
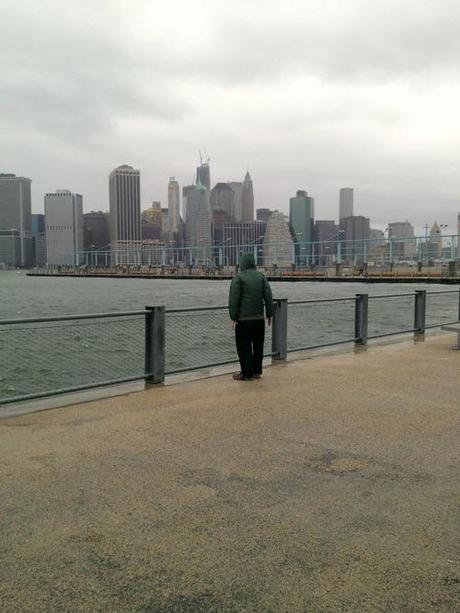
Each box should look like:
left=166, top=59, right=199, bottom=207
left=228, top=253, right=274, bottom=321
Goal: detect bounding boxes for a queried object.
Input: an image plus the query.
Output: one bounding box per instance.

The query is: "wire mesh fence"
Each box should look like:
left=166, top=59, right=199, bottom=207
left=287, top=299, right=356, bottom=351
left=1, top=289, right=459, bottom=405
left=0, top=315, right=145, bottom=403
left=165, top=307, right=272, bottom=373
left=425, top=291, right=459, bottom=328
left=367, top=294, right=415, bottom=338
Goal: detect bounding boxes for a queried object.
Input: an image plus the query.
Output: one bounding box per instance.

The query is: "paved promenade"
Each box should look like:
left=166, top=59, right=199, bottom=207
left=1, top=336, right=459, bottom=612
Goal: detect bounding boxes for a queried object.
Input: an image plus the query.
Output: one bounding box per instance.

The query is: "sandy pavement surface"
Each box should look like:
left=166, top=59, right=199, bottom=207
left=1, top=336, right=459, bottom=612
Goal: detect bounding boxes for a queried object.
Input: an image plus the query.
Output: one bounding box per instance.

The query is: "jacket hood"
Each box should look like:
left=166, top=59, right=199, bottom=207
left=239, top=252, right=256, bottom=270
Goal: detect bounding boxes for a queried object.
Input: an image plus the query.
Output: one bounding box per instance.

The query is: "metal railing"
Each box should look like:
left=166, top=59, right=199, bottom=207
left=0, top=290, right=458, bottom=405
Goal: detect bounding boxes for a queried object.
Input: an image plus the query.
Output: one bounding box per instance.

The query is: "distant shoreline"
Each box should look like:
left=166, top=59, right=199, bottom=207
left=25, top=272, right=460, bottom=284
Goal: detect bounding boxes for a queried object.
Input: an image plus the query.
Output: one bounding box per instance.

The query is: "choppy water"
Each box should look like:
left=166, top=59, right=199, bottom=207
left=0, top=271, right=458, bottom=403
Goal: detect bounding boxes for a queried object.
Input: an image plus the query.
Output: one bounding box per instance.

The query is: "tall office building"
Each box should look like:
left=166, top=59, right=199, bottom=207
left=241, top=171, right=254, bottom=222
left=168, top=177, right=180, bottom=234
left=31, top=213, right=46, bottom=266
left=428, top=221, right=442, bottom=261
left=228, top=182, right=243, bottom=221
left=83, top=211, right=110, bottom=250
left=0, top=173, right=33, bottom=267
left=314, top=220, right=336, bottom=266
left=184, top=181, right=212, bottom=263
left=339, top=215, right=370, bottom=264
left=289, top=190, right=315, bottom=263
left=182, top=185, right=195, bottom=221
left=388, top=221, right=416, bottom=261
left=339, top=187, right=354, bottom=220
left=263, top=211, right=294, bottom=267
left=256, top=208, right=271, bottom=222
left=210, top=182, right=235, bottom=245
left=211, top=183, right=235, bottom=222
left=196, top=160, right=210, bottom=190
left=109, top=165, right=141, bottom=263
left=457, top=212, right=460, bottom=259
left=44, top=190, right=83, bottom=266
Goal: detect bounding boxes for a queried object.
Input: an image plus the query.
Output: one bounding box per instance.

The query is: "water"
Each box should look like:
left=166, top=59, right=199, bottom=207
left=0, top=272, right=458, bottom=403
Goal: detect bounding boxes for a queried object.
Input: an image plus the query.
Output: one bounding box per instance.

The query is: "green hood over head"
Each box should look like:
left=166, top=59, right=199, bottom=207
left=239, top=252, right=256, bottom=270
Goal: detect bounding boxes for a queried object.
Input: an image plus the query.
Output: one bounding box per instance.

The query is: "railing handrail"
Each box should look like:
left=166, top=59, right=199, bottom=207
left=2, top=289, right=458, bottom=324
left=288, top=297, right=357, bottom=305
left=0, top=310, right=148, bottom=326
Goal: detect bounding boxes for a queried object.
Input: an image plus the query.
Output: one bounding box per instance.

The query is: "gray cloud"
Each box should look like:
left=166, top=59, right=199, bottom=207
left=0, top=0, right=459, bottom=233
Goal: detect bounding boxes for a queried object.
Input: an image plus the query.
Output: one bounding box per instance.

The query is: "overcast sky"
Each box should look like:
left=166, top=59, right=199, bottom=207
left=1, top=0, right=459, bottom=234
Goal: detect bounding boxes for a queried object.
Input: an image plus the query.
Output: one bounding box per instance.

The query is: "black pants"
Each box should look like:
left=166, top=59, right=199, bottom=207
left=235, top=319, right=265, bottom=378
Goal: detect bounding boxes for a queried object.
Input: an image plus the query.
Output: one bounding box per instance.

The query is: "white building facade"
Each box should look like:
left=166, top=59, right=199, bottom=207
left=168, top=177, right=180, bottom=234
left=44, top=190, right=83, bottom=266
left=109, top=165, right=141, bottom=264
left=263, top=211, right=294, bottom=267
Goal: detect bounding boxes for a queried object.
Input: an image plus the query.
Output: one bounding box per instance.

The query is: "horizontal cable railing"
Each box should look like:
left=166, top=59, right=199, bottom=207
left=0, top=290, right=458, bottom=406
left=287, top=299, right=357, bottom=353
left=367, top=293, right=416, bottom=339
left=165, top=306, right=272, bottom=375
left=0, top=312, right=148, bottom=404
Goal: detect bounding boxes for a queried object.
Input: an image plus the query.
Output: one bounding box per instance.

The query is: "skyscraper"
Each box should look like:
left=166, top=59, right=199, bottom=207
left=184, top=181, right=212, bottom=264
left=0, top=173, right=33, bottom=267
left=228, top=182, right=243, bottom=221
left=83, top=211, right=110, bottom=250
left=388, top=221, right=416, bottom=261
left=339, top=188, right=354, bottom=220
left=314, top=220, right=336, bottom=266
left=210, top=183, right=235, bottom=245
left=168, top=177, right=180, bottom=234
left=289, top=190, right=315, bottom=263
left=241, top=171, right=254, bottom=222
left=339, top=215, right=370, bottom=264
left=263, top=211, right=294, bottom=267
left=210, top=183, right=235, bottom=222
left=182, top=185, right=195, bottom=221
left=256, top=208, right=271, bottom=222
left=428, top=221, right=442, bottom=261
left=196, top=160, right=210, bottom=190
left=44, top=190, right=83, bottom=266
left=109, top=165, right=141, bottom=263
left=31, top=213, right=46, bottom=266
left=457, top=212, right=460, bottom=259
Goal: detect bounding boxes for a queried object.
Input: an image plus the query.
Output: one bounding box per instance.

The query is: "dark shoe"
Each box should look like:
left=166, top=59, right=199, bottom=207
left=253, top=374, right=262, bottom=379
left=233, top=372, right=253, bottom=381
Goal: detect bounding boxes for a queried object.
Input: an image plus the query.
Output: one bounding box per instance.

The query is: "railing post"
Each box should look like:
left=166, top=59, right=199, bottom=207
left=354, top=293, right=368, bottom=345
left=272, top=298, right=288, bottom=360
left=145, top=306, right=165, bottom=384
left=414, top=290, right=426, bottom=335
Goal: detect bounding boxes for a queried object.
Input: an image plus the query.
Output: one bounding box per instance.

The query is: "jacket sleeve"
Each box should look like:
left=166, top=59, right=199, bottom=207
left=228, top=275, right=241, bottom=321
left=263, top=277, right=273, bottom=318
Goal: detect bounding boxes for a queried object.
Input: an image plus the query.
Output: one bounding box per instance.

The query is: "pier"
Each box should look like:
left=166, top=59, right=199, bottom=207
left=1, top=335, right=459, bottom=611
left=27, top=265, right=460, bottom=284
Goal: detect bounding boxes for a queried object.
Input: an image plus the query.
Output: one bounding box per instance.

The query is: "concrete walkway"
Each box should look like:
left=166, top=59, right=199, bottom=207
left=1, top=336, right=459, bottom=612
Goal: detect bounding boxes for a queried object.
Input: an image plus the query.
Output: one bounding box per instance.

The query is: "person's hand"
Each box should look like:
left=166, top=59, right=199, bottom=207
left=267, top=317, right=272, bottom=326
left=231, top=320, right=236, bottom=329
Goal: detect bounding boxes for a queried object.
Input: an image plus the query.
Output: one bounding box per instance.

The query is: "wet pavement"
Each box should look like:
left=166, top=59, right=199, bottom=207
left=1, top=335, right=459, bottom=612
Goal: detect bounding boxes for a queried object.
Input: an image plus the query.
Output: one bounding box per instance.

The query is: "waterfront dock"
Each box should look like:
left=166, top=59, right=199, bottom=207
left=1, top=335, right=459, bottom=611
left=27, top=268, right=460, bottom=284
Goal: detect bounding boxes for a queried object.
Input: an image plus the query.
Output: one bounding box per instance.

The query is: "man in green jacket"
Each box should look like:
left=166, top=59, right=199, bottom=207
left=228, top=252, right=274, bottom=380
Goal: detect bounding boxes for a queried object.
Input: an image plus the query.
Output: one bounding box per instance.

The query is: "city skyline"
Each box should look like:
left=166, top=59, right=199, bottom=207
left=1, top=1, right=459, bottom=232
left=4, top=161, right=458, bottom=238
